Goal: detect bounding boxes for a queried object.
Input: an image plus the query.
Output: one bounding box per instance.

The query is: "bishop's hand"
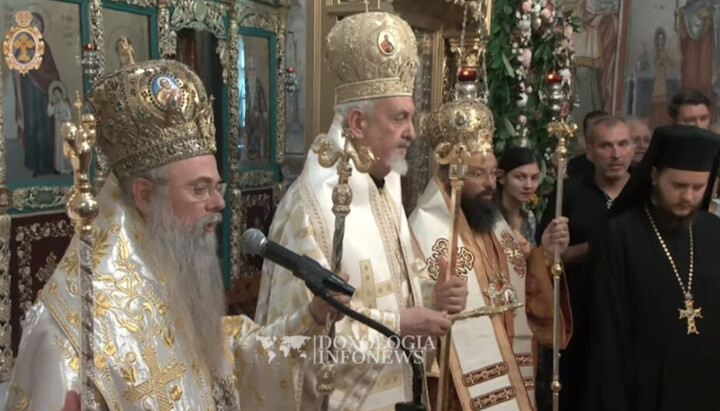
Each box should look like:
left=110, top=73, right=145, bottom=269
left=541, top=217, right=570, bottom=257
left=433, top=256, right=468, bottom=314
left=308, top=271, right=353, bottom=325
left=400, top=306, right=451, bottom=337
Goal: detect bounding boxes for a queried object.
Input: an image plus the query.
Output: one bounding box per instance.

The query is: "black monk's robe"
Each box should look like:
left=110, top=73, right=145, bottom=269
left=584, top=205, right=720, bottom=411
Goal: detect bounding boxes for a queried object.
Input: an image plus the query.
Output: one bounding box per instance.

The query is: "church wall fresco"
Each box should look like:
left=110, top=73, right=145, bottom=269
left=1, top=0, right=84, bottom=199
left=621, top=0, right=719, bottom=127
left=103, top=6, right=154, bottom=72
left=558, top=0, right=720, bottom=132
left=238, top=33, right=273, bottom=166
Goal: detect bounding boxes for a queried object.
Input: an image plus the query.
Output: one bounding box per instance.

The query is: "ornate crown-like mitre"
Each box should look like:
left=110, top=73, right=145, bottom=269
left=424, top=97, right=495, bottom=154
left=90, top=59, right=216, bottom=179
left=325, top=11, right=419, bottom=104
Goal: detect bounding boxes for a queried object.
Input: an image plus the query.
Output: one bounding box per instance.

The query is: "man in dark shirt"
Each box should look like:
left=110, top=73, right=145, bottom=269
left=535, top=115, right=634, bottom=411
left=668, top=89, right=711, bottom=129
left=567, top=110, right=607, bottom=179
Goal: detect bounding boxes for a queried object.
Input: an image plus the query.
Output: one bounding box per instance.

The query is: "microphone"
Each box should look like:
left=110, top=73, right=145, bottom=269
left=243, top=228, right=425, bottom=410
left=241, top=228, right=355, bottom=297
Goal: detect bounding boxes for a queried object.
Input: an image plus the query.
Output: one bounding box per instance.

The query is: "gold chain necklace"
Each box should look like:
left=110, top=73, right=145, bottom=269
left=644, top=205, right=703, bottom=335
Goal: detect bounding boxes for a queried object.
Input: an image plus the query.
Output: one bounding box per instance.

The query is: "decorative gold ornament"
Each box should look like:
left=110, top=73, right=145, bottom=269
left=312, top=132, right=375, bottom=224
left=63, top=91, right=102, bottom=410
left=3, top=11, right=45, bottom=74
left=90, top=58, right=216, bottom=178
left=315, top=362, right=336, bottom=395
left=423, top=97, right=495, bottom=156
left=325, top=12, right=418, bottom=104
left=425, top=237, right=474, bottom=280
left=645, top=205, right=702, bottom=335
left=310, top=130, right=375, bottom=401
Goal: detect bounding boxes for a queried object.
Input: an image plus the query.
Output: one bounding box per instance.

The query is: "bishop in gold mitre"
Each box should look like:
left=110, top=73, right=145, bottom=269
left=409, top=82, right=572, bottom=410
left=5, top=53, right=348, bottom=410
left=255, top=11, right=468, bottom=411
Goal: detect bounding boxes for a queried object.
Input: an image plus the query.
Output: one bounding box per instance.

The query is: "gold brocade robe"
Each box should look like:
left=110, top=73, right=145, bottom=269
left=409, top=179, right=572, bottom=411
left=4, top=176, right=322, bottom=411
left=256, top=129, right=435, bottom=411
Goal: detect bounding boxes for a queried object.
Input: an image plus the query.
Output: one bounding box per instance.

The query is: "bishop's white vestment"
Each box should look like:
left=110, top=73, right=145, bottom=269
left=5, top=176, right=323, bottom=411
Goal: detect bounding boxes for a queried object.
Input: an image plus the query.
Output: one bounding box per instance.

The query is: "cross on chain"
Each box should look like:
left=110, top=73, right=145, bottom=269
left=678, top=298, right=702, bottom=335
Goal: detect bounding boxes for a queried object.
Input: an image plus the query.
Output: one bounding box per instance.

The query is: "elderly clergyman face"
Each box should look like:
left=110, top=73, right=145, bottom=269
left=128, top=154, right=227, bottom=369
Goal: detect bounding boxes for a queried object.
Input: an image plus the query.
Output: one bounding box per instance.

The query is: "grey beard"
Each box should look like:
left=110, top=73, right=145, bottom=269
left=147, top=194, right=225, bottom=370
left=385, top=153, right=408, bottom=176
left=462, top=193, right=501, bottom=234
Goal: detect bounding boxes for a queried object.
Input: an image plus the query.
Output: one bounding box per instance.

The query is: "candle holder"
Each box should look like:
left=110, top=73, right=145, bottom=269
left=284, top=66, right=297, bottom=94
left=81, top=43, right=101, bottom=83
left=545, top=70, right=577, bottom=411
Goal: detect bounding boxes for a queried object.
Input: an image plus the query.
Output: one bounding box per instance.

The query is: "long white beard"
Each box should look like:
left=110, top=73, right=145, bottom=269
left=147, top=194, right=225, bottom=370
left=385, top=153, right=408, bottom=176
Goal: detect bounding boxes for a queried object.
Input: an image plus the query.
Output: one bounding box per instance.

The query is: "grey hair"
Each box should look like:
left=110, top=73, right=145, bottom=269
left=585, top=114, right=626, bottom=145
left=119, top=165, right=170, bottom=206
left=332, top=100, right=377, bottom=129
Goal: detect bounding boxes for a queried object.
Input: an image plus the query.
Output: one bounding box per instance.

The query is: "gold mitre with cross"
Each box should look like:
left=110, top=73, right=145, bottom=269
left=325, top=11, right=418, bottom=104
left=423, top=84, right=495, bottom=155
left=90, top=39, right=215, bottom=179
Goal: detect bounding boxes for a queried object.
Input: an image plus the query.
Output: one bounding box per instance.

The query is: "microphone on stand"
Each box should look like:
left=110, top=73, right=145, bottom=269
left=241, top=228, right=355, bottom=296
left=241, top=229, right=427, bottom=411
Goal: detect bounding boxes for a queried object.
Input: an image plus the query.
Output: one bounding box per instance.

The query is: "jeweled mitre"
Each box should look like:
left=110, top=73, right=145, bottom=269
left=424, top=97, right=495, bottom=154
left=325, top=11, right=419, bottom=104
left=90, top=59, right=216, bottom=178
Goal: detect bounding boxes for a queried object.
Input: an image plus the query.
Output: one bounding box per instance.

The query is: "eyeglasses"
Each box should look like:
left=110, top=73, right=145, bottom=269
left=467, top=168, right=498, bottom=180
left=148, top=179, right=227, bottom=201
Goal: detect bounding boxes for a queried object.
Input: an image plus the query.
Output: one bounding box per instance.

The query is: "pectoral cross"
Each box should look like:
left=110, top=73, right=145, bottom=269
left=13, top=33, right=35, bottom=62
left=678, top=298, right=702, bottom=335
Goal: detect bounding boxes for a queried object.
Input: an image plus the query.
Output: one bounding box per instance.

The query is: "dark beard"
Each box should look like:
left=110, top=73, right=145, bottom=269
left=648, top=197, right=699, bottom=233
left=462, top=192, right=501, bottom=234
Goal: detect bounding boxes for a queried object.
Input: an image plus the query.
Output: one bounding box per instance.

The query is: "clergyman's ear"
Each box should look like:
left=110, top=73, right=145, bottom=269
left=347, top=108, right=366, bottom=141
left=131, top=178, right=156, bottom=218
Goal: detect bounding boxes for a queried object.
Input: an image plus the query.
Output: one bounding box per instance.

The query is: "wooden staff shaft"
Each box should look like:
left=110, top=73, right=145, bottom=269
left=436, top=163, right=464, bottom=411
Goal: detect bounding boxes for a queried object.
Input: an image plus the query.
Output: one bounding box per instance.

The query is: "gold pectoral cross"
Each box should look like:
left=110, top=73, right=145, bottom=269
left=678, top=298, right=702, bottom=335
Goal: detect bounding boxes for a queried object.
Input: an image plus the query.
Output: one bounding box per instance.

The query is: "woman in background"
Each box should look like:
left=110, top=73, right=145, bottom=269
left=496, top=147, right=551, bottom=410
left=496, top=147, right=541, bottom=247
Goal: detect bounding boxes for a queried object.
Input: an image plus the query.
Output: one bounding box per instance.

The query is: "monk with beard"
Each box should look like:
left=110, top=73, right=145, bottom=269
left=6, top=57, right=349, bottom=411
left=584, top=125, right=720, bottom=411
left=410, top=96, right=572, bottom=410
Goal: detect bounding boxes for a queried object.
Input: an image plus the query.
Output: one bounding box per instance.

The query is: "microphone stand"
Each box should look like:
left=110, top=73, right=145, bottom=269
left=300, top=266, right=426, bottom=411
